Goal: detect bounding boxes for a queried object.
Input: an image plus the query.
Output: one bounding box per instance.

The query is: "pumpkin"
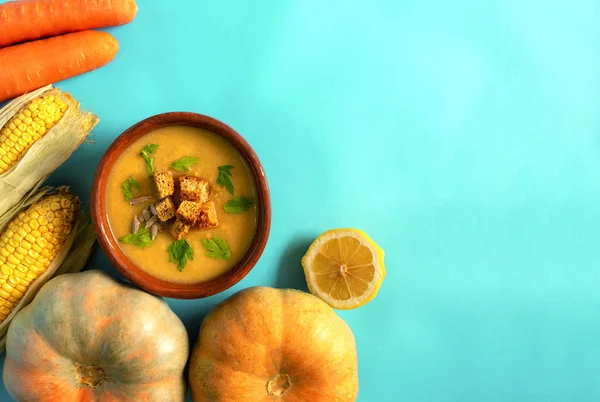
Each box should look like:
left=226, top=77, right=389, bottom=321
left=3, top=269, right=189, bottom=402
left=189, top=286, right=359, bottom=402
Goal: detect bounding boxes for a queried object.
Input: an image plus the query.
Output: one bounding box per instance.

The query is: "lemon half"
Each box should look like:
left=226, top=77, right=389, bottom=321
left=301, top=229, right=386, bottom=309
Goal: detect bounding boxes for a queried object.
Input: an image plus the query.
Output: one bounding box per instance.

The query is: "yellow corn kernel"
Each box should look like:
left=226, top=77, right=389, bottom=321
left=0, top=91, right=68, bottom=175
left=10, top=289, right=23, bottom=299
left=0, top=191, right=78, bottom=322
left=0, top=289, right=10, bottom=301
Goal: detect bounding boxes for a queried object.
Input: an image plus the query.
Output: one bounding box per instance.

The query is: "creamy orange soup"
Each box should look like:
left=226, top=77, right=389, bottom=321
left=106, top=125, right=257, bottom=283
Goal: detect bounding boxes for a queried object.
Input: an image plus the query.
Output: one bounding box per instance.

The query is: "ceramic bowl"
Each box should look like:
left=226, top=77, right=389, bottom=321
left=91, top=112, right=271, bottom=299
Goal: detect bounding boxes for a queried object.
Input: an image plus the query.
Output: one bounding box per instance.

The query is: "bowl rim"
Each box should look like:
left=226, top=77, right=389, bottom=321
left=91, top=112, right=271, bottom=299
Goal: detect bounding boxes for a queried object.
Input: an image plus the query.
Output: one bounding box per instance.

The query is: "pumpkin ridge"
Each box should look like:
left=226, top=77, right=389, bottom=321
left=208, top=287, right=286, bottom=376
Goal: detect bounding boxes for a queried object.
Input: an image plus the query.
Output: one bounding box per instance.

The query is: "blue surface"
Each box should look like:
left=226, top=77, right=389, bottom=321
left=1, top=0, right=600, bottom=401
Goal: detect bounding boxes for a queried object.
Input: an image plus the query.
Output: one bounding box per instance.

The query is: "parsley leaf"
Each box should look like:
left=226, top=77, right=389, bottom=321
left=168, top=239, right=194, bottom=271
left=224, top=196, right=256, bottom=213
left=141, top=144, right=159, bottom=176
left=170, top=156, right=200, bottom=172
left=121, top=176, right=140, bottom=202
left=119, top=227, right=153, bottom=248
left=201, top=237, right=231, bottom=260
left=216, top=165, right=235, bottom=195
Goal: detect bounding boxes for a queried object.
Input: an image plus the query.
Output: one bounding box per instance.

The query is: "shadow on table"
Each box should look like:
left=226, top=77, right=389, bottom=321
left=275, top=237, right=312, bottom=292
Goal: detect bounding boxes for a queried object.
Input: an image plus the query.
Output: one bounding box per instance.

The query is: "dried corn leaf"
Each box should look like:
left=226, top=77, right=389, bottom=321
left=0, top=85, right=98, bottom=221
left=0, top=190, right=98, bottom=354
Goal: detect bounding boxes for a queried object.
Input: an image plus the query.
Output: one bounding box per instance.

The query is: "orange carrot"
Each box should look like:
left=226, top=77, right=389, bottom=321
left=0, top=30, right=119, bottom=103
left=0, top=0, right=137, bottom=48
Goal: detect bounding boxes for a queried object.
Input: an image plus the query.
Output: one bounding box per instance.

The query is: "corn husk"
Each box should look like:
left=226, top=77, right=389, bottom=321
left=0, top=187, right=97, bottom=353
left=0, top=85, right=98, bottom=222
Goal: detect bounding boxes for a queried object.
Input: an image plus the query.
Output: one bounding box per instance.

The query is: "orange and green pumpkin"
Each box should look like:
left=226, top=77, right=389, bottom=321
left=189, top=286, right=359, bottom=402
left=3, top=269, right=189, bottom=401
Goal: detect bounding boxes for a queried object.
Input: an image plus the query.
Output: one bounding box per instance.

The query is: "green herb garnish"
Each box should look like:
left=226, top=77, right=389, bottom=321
left=216, top=165, right=234, bottom=195
left=168, top=239, right=194, bottom=271
left=201, top=237, right=231, bottom=260
left=224, top=196, right=256, bottom=213
left=170, top=156, right=200, bottom=172
left=121, top=176, right=140, bottom=202
left=141, top=144, right=159, bottom=176
left=119, top=227, right=152, bottom=248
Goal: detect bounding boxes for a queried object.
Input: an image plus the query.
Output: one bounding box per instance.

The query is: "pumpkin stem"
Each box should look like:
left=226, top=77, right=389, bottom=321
left=76, top=364, right=107, bottom=388
left=267, top=373, right=292, bottom=396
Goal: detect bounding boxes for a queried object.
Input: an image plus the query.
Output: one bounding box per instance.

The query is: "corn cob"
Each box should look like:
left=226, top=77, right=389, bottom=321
left=0, top=191, right=79, bottom=322
left=0, top=85, right=97, bottom=222
left=0, top=91, right=69, bottom=175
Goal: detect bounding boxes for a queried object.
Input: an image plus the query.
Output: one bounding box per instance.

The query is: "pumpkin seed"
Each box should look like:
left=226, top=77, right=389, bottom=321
left=131, top=215, right=141, bottom=234
left=129, top=195, right=153, bottom=205
left=150, top=224, right=159, bottom=240
left=142, top=208, right=152, bottom=221
left=145, top=215, right=158, bottom=229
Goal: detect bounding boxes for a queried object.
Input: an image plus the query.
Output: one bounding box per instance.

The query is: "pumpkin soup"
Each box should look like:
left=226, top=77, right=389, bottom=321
left=106, top=125, right=258, bottom=283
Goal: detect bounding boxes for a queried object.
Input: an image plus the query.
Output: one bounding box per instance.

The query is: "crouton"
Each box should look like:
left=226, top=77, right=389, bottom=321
left=198, top=201, right=219, bottom=230
left=155, top=197, right=176, bottom=222
left=170, top=218, right=190, bottom=240
left=176, top=200, right=202, bottom=225
left=180, top=175, right=210, bottom=203
left=154, top=171, right=174, bottom=199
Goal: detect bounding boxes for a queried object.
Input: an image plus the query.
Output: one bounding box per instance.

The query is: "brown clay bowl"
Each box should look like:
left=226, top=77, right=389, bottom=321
left=91, top=112, right=271, bottom=299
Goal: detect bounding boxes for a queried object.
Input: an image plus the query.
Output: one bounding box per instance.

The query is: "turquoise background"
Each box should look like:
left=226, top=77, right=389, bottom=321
left=1, top=0, right=600, bottom=400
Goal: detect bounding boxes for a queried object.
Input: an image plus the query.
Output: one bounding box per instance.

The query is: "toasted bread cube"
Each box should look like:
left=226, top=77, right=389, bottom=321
left=198, top=201, right=219, bottom=230
left=170, top=218, right=190, bottom=240
left=155, top=197, right=176, bottom=222
left=154, top=171, right=175, bottom=199
left=176, top=200, right=202, bottom=225
left=180, top=175, right=210, bottom=203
